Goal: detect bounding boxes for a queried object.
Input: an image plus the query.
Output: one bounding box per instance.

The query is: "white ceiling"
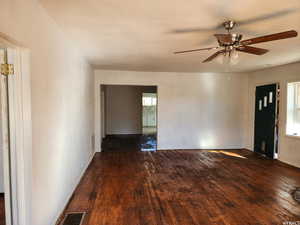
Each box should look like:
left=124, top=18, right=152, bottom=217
left=40, top=0, right=300, bottom=72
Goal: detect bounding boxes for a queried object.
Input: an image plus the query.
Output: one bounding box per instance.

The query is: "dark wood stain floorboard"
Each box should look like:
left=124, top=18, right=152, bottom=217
left=62, top=149, right=300, bottom=225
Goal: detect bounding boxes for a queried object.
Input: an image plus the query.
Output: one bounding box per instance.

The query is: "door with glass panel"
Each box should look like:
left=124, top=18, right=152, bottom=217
left=254, top=83, right=279, bottom=159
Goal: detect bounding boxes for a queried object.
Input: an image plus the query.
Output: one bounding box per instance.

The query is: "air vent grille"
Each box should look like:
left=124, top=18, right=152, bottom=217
left=61, top=212, right=86, bottom=225
left=293, top=188, right=300, bottom=203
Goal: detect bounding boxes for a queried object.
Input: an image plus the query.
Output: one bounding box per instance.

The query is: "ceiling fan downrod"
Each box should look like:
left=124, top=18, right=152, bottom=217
left=223, top=21, right=236, bottom=33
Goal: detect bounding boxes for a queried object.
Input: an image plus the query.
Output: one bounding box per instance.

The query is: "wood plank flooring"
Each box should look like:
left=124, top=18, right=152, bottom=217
left=62, top=150, right=300, bottom=225
left=101, top=134, right=157, bottom=152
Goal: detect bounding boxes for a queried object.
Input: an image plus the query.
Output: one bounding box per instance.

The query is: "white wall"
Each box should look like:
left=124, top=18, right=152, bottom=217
left=247, top=62, right=300, bottom=168
left=0, top=1, right=95, bottom=225
left=95, top=70, right=249, bottom=151
left=105, top=85, right=143, bottom=135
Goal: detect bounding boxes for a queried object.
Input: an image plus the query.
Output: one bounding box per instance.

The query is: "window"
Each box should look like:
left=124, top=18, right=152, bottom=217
left=286, top=82, right=300, bottom=136
left=142, top=95, right=157, bottom=106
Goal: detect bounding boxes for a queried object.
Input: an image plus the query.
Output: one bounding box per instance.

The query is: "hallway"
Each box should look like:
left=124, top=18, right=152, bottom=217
left=61, top=149, right=300, bottom=225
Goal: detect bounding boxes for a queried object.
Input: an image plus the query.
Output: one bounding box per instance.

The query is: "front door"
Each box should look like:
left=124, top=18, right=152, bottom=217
left=254, top=84, right=279, bottom=159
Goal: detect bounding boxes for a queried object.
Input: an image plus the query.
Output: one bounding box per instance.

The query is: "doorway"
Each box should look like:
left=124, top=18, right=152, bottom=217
left=254, top=83, right=279, bottom=159
left=101, top=85, right=157, bottom=152
left=0, top=48, right=12, bottom=225
left=141, top=93, right=157, bottom=151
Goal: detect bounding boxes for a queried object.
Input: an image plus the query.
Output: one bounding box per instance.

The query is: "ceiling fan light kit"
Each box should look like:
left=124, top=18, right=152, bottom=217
left=174, top=20, right=298, bottom=63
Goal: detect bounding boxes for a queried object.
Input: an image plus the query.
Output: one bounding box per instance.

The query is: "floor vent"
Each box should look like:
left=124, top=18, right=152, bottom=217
left=292, top=187, right=300, bottom=203
left=61, top=212, right=86, bottom=225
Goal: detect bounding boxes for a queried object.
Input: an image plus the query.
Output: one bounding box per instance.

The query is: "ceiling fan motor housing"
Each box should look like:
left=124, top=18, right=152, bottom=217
left=217, top=33, right=243, bottom=47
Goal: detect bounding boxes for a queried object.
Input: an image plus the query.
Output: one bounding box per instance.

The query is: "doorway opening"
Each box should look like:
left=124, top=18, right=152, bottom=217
left=101, top=85, right=157, bottom=152
left=254, top=83, right=280, bottom=159
left=141, top=93, right=157, bottom=151
left=0, top=48, right=12, bottom=225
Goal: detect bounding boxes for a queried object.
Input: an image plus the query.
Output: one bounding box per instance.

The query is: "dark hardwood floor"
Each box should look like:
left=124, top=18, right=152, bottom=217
left=62, top=149, right=300, bottom=225
left=101, top=135, right=141, bottom=152
left=102, top=134, right=157, bottom=152
left=0, top=194, right=5, bottom=225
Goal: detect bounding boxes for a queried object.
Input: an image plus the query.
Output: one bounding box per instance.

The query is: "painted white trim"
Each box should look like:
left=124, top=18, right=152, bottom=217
left=0, top=67, right=13, bottom=225
left=53, top=151, right=96, bottom=225
left=285, top=134, right=300, bottom=140
left=284, top=78, right=300, bottom=84
left=12, top=48, right=32, bottom=225
left=95, top=84, right=101, bottom=152
left=0, top=37, right=32, bottom=225
left=285, top=79, right=300, bottom=138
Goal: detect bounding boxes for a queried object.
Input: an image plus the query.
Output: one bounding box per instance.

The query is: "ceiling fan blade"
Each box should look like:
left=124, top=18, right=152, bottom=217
left=237, top=8, right=299, bottom=26
left=241, top=30, right=298, bottom=45
left=170, top=8, right=299, bottom=34
left=236, top=46, right=269, bottom=55
left=202, top=50, right=225, bottom=63
left=174, top=47, right=219, bottom=54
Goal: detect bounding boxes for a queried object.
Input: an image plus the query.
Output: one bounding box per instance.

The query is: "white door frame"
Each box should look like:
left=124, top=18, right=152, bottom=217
left=0, top=35, right=32, bottom=225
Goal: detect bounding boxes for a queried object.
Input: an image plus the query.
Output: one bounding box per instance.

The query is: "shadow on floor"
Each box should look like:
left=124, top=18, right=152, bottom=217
left=101, top=134, right=157, bottom=152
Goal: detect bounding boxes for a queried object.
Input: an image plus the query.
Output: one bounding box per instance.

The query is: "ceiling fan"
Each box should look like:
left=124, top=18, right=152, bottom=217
left=174, top=21, right=298, bottom=63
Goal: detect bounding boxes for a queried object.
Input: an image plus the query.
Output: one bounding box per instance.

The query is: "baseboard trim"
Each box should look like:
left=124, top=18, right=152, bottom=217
left=276, top=158, right=300, bottom=169
left=54, top=151, right=96, bottom=225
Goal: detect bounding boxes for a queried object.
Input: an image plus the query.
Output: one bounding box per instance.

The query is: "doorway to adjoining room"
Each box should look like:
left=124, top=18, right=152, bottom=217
left=141, top=93, right=157, bottom=151
left=101, top=85, right=157, bottom=152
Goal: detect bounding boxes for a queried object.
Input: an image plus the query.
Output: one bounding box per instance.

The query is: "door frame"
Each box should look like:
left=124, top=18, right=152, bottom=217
left=97, top=84, right=159, bottom=151
left=253, top=82, right=280, bottom=159
left=0, top=35, right=32, bottom=225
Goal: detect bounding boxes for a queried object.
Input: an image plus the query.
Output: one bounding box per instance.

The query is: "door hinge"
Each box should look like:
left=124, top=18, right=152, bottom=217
left=1, top=63, right=14, bottom=76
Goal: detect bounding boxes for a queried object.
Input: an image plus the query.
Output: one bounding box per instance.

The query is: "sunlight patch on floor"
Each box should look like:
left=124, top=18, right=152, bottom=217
left=208, top=150, right=247, bottom=159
